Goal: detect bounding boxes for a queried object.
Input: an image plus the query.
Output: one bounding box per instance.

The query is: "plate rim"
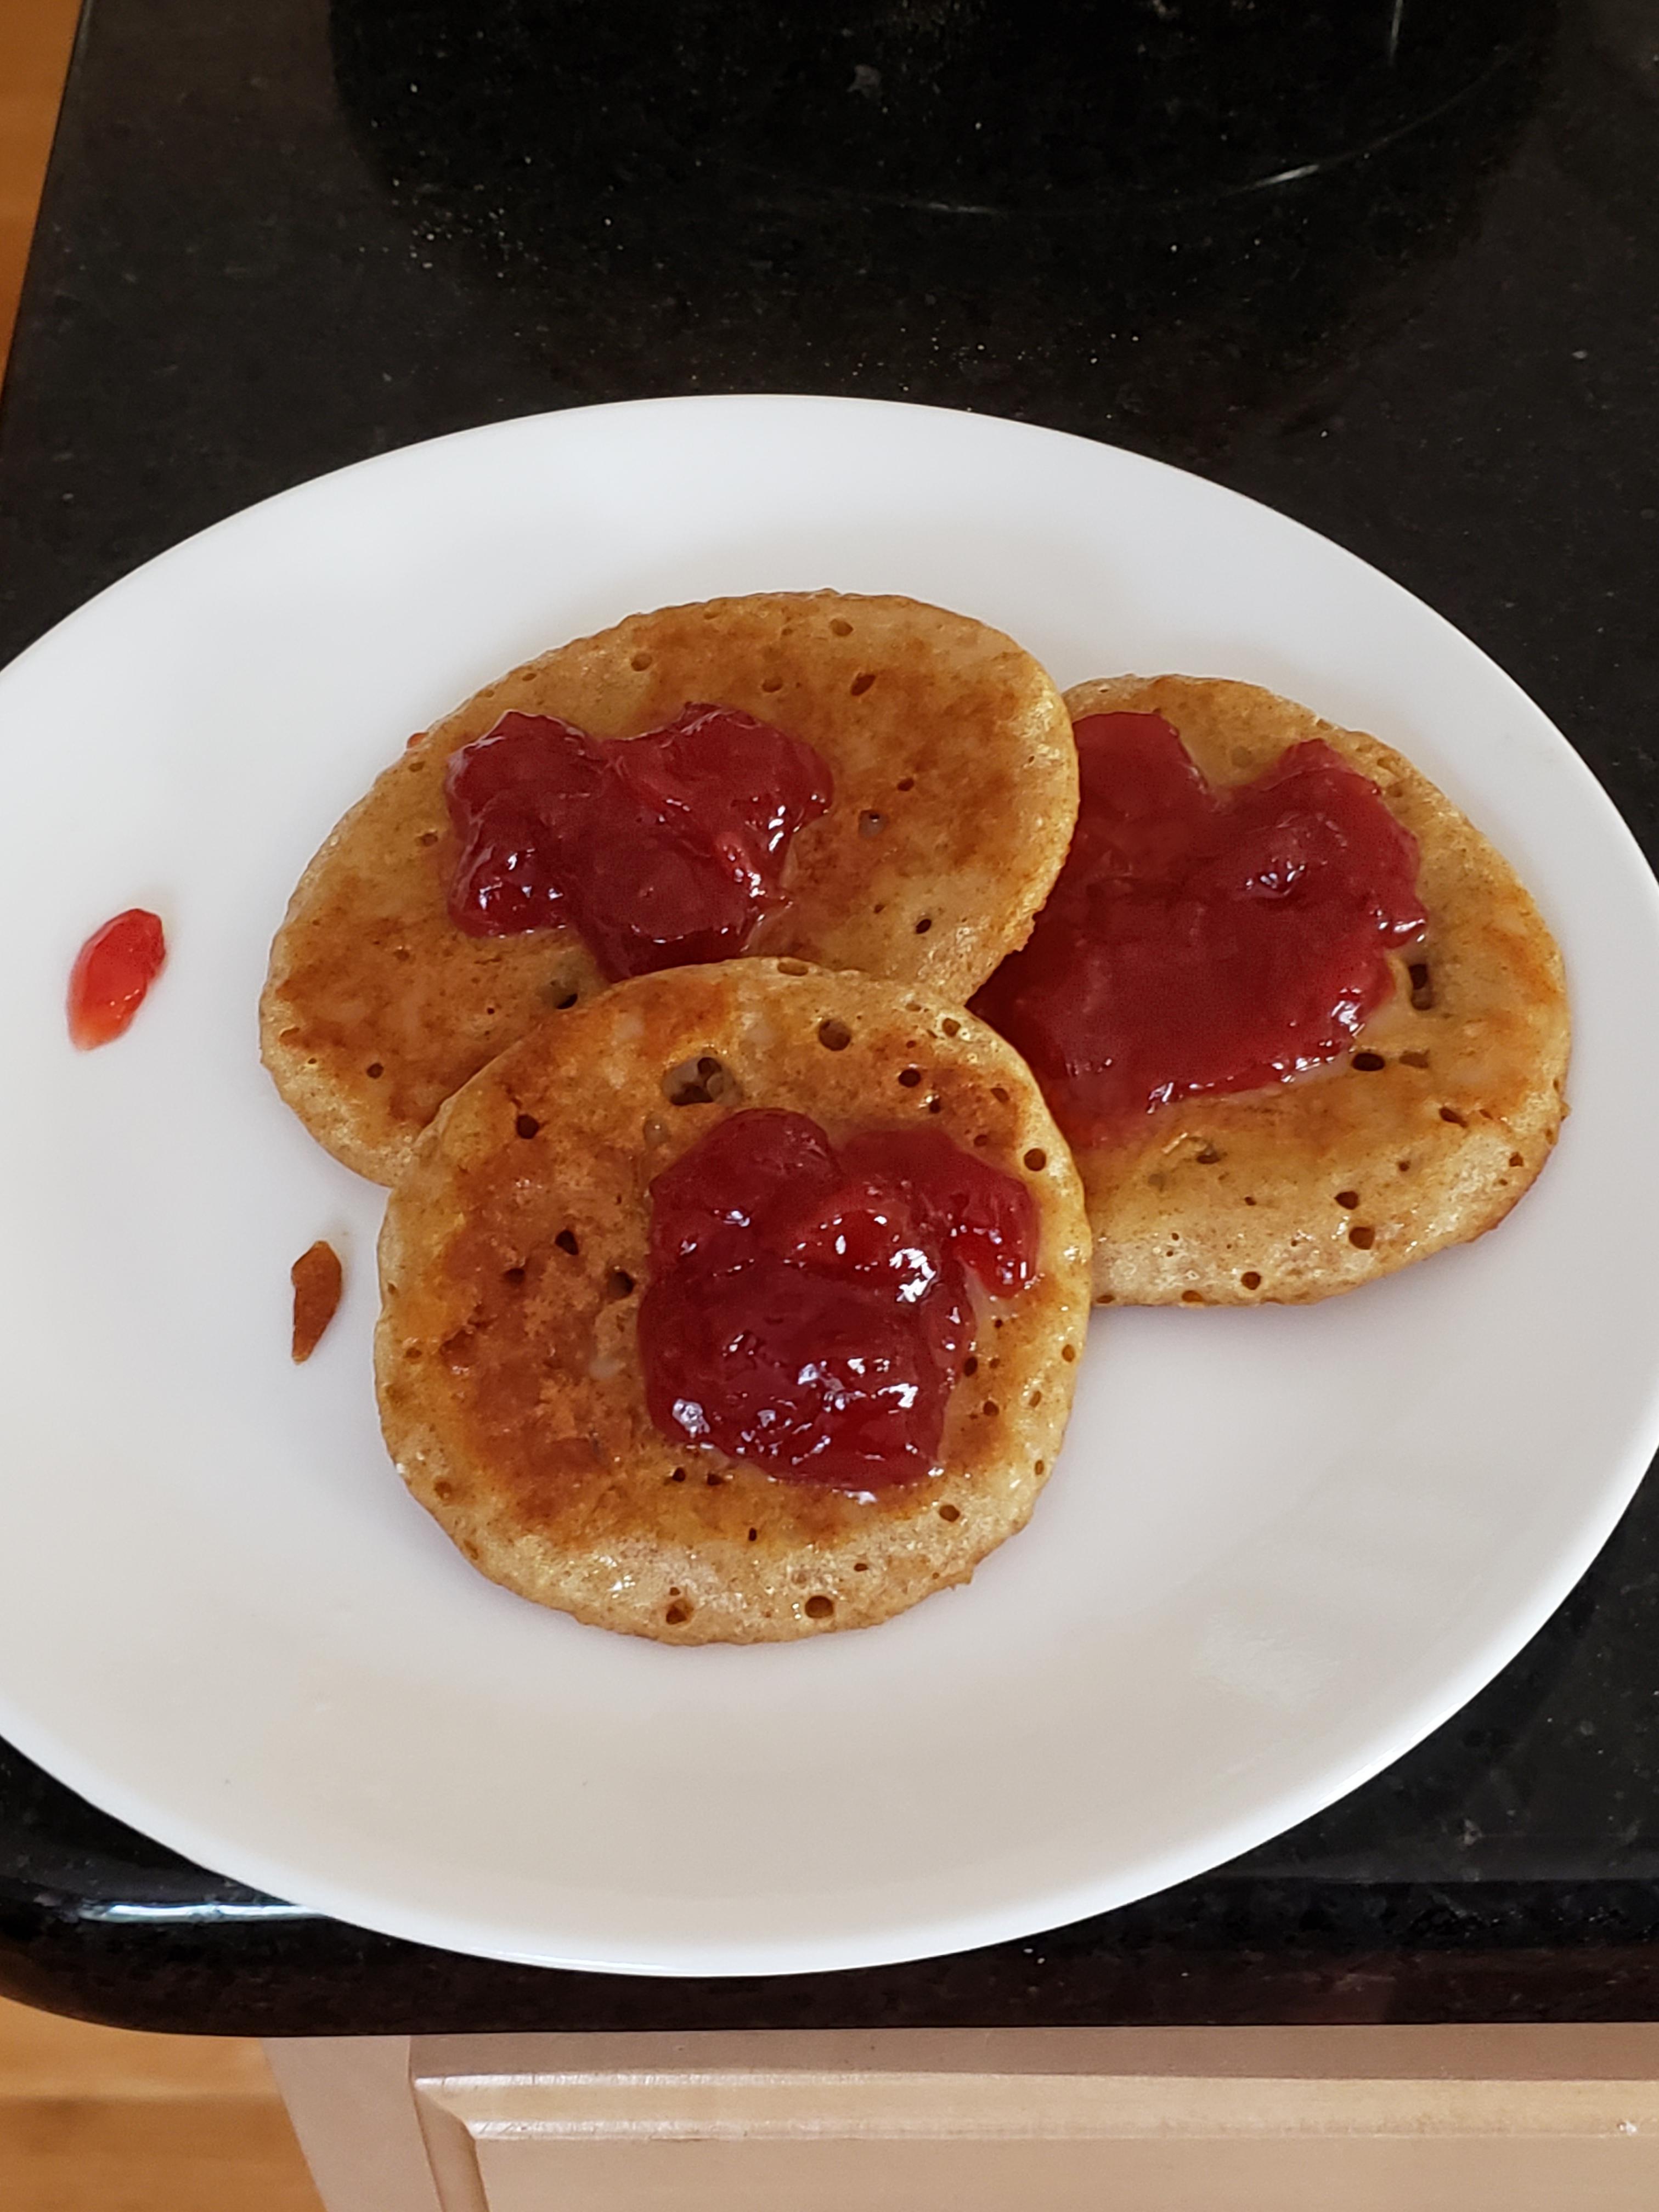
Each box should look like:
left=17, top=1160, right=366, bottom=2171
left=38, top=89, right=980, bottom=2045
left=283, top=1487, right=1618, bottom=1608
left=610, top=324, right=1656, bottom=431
left=1, top=390, right=1656, bottom=1977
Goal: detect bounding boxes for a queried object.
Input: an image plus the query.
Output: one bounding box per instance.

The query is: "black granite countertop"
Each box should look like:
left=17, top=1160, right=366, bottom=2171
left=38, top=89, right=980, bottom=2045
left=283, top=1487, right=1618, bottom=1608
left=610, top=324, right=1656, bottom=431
left=3, top=0, right=1659, bottom=2035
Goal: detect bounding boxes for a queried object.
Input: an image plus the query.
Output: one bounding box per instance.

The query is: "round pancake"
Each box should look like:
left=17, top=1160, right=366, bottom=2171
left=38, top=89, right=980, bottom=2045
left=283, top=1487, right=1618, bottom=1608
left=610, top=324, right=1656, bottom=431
left=263, top=591, right=1077, bottom=1184
left=1057, top=676, right=1570, bottom=1306
left=375, top=960, right=1092, bottom=1644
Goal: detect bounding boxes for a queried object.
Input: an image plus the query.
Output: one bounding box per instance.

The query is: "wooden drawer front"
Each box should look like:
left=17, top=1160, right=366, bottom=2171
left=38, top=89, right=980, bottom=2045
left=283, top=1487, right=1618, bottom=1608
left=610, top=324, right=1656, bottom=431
left=403, top=2026, right=1659, bottom=2212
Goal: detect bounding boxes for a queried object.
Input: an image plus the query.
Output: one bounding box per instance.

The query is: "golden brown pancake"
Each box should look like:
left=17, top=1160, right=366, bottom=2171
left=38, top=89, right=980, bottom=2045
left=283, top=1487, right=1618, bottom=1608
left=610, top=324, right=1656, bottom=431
left=375, top=961, right=1092, bottom=1643
left=262, top=592, right=1077, bottom=1184
left=1057, top=676, right=1570, bottom=1306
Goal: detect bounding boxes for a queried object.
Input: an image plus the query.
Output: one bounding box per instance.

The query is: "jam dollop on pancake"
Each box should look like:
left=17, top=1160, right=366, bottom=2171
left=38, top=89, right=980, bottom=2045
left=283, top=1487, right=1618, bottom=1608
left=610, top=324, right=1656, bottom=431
left=374, top=960, right=1091, bottom=1643
left=263, top=591, right=1077, bottom=1187
left=446, top=704, right=831, bottom=975
left=640, top=1111, right=1037, bottom=1489
left=1046, top=676, right=1569, bottom=1308
left=974, top=712, right=1426, bottom=1141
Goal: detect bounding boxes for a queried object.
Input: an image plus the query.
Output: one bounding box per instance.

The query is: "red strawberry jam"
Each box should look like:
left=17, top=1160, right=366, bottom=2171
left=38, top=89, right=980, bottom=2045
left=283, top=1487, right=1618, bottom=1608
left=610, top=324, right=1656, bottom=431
left=972, top=713, right=1426, bottom=1142
left=67, top=908, right=167, bottom=1049
left=639, top=1110, right=1038, bottom=1491
left=444, top=705, right=832, bottom=979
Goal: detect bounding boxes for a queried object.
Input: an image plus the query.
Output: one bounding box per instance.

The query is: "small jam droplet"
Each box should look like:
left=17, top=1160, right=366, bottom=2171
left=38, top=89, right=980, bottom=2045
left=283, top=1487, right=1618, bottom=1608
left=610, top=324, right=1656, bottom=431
left=291, top=1240, right=343, bottom=1363
left=67, top=909, right=166, bottom=1050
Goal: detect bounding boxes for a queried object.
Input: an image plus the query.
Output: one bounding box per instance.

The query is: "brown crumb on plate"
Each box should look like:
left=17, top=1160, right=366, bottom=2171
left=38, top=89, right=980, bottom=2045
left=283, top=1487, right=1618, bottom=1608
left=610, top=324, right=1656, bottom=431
left=291, top=1239, right=343, bottom=1362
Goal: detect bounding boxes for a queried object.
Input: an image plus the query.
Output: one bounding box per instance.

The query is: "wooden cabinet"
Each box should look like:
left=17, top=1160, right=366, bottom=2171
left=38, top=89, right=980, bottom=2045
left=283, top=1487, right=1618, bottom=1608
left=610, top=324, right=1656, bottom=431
left=268, top=2023, right=1659, bottom=2210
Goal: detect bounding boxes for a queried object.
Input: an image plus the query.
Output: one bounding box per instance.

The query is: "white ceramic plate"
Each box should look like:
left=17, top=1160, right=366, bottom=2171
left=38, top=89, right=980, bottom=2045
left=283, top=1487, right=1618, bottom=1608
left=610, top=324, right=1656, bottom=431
left=0, top=396, right=1655, bottom=1976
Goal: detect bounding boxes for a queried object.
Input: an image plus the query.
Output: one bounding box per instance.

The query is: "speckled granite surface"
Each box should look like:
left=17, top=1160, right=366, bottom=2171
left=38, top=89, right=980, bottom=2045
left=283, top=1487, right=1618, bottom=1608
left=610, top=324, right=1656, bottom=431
left=2, top=0, right=1657, bottom=2030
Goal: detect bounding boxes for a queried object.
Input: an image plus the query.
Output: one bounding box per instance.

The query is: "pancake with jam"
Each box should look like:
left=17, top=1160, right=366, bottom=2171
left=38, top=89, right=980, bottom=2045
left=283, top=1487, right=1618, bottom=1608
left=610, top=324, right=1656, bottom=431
left=973, top=675, right=1570, bottom=1306
left=262, top=591, right=1077, bottom=1185
left=375, top=960, right=1091, bottom=1643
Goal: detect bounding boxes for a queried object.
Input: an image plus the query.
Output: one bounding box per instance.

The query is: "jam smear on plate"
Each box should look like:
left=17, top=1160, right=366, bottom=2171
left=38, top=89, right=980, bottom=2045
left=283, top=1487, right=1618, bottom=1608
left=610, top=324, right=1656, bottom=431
left=445, top=706, right=832, bottom=979
left=972, top=713, right=1426, bottom=1141
left=67, top=908, right=167, bottom=1049
left=639, top=1109, right=1037, bottom=1491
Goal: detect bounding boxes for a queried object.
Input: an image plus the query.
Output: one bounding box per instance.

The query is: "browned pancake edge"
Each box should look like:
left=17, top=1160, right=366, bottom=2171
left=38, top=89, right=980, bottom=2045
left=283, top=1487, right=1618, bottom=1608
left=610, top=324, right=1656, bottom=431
left=263, top=591, right=1078, bottom=1183
left=375, top=960, right=1093, bottom=1643
left=1060, top=675, right=1570, bottom=1306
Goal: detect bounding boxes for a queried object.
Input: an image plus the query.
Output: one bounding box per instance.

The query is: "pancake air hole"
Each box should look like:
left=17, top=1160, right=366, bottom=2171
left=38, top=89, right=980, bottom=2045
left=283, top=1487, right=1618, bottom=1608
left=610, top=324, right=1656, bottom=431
left=515, top=1114, right=540, bottom=1138
left=859, top=810, right=886, bottom=837
left=670, top=1468, right=687, bottom=1482
left=941, top=1018, right=961, bottom=1036
left=850, top=672, right=876, bottom=696
left=665, top=1602, right=692, bottom=1626
left=1409, top=961, right=1435, bottom=1009
left=1509, top=1151, right=1525, bottom=1167
left=817, top=1019, right=852, bottom=1052
left=938, top=1502, right=962, bottom=1522
left=664, top=1054, right=733, bottom=1105
left=829, top=618, right=853, bottom=636
left=1400, top=1049, right=1430, bottom=1068
left=914, top=916, right=933, bottom=934
left=748, top=1528, right=759, bottom=1542
left=630, top=651, right=652, bottom=671
left=1035, top=1461, right=1046, bottom=1477
left=1061, top=1344, right=1077, bottom=1363
left=1335, top=1189, right=1361, bottom=1209
left=853, top=1559, right=868, bottom=1571
left=896, top=776, right=915, bottom=791
left=1181, top=1291, right=1204, bottom=1305
left=805, top=1594, right=835, bottom=1619
left=1241, top=1271, right=1262, bottom=1290
left=1348, top=1225, right=1377, bottom=1250
left=1440, top=1105, right=1466, bottom=1125
left=555, top=1228, right=580, bottom=1256
left=777, top=958, right=809, bottom=974
left=1024, top=1148, right=1047, bottom=1172
left=365, top=1063, right=383, bottom=1079
left=1352, top=1051, right=1387, bottom=1071
left=605, top=1269, right=635, bottom=1300
left=761, top=676, right=783, bottom=693
left=898, top=1066, right=922, bottom=1087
